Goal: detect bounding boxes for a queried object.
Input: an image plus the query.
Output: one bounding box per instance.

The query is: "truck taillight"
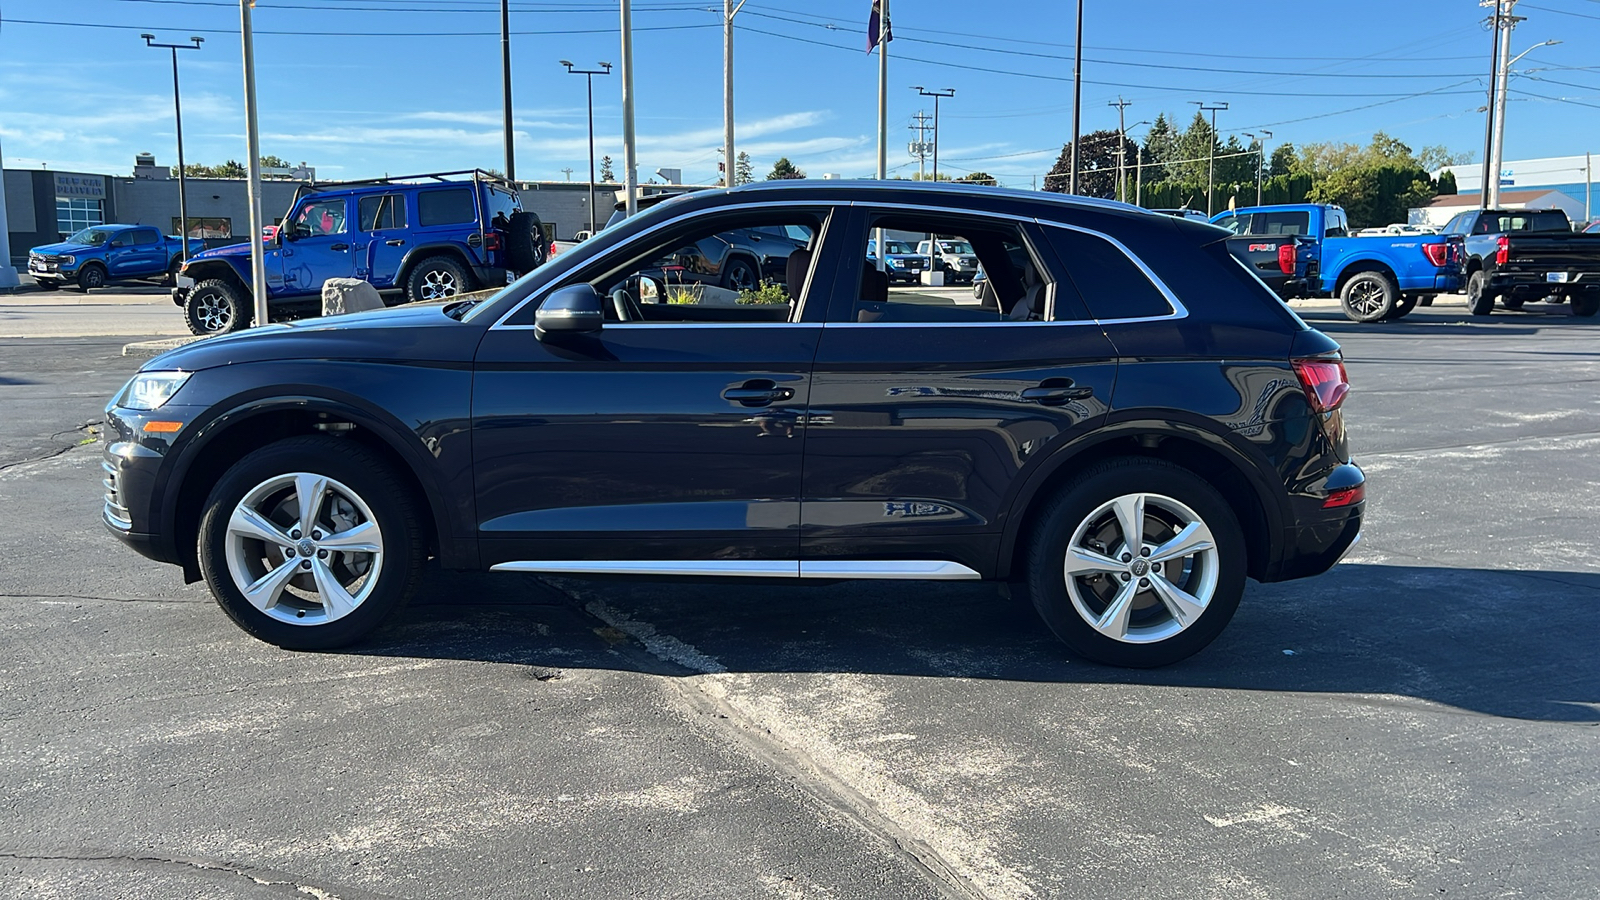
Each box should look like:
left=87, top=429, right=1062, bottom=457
left=484, top=233, right=502, bottom=252
left=1422, top=242, right=1449, bottom=266
left=1495, top=235, right=1509, bottom=266
left=1292, top=356, right=1349, bottom=415
left=1277, top=242, right=1296, bottom=275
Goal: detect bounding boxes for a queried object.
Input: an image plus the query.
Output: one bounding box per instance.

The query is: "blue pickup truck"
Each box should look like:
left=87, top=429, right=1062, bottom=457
left=173, top=170, right=542, bottom=334
left=1212, top=204, right=1462, bottom=322
left=28, top=224, right=195, bottom=292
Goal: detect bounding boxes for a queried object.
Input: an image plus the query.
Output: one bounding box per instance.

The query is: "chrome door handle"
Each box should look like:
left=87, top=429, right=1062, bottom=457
left=385, top=239, right=405, bottom=246
left=1021, top=379, right=1093, bottom=406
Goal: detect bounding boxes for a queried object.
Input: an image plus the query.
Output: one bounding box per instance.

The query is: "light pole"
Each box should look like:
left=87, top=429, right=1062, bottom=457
left=562, top=61, right=612, bottom=236
left=1489, top=37, right=1559, bottom=207
left=724, top=0, right=747, bottom=188
left=619, top=0, right=639, bottom=217
left=1125, top=120, right=1150, bottom=207
left=913, top=87, right=955, bottom=182
left=238, top=0, right=267, bottom=328
left=142, top=33, right=204, bottom=260
left=1191, top=100, right=1228, bottom=216
left=1244, top=131, right=1266, bottom=206
left=1108, top=97, right=1132, bottom=202
left=501, top=0, right=515, bottom=181
left=1068, top=0, right=1084, bottom=194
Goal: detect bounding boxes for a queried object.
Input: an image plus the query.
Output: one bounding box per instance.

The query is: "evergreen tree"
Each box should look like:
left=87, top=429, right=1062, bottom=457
left=1141, top=113, right=1178, bottom=183
left=735, top=151, right=754, bottom=186
left=1437, top=170, right=1458, bottom=195
left=766, top=157, right=806, bottom=180
left=1173, top=111, right=1218, bottom=186
left=599, top=155, right=615, bottom=182
left=1268, top=143, right=1297, bottom=178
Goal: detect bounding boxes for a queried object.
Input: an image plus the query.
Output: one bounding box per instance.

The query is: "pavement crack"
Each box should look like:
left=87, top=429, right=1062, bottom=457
left=0, top=848, right=407, bottom=899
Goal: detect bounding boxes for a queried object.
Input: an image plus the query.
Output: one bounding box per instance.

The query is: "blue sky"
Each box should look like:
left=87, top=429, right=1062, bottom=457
left=2, top=0, right=1598, bottom=187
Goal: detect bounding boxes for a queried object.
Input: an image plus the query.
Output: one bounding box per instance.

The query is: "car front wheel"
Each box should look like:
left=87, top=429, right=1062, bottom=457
left=1026, top=458, right=1246, bottom=667
left=198, top=436, right=425, bottom=650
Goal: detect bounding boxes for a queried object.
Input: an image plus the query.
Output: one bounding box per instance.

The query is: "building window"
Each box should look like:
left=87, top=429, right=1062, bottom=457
left=172, top=217, right=233, bottom=239
left=56, top=198, right=104, bottom=237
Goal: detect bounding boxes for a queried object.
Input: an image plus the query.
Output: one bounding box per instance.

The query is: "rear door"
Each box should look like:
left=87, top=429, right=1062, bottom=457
left=358, top=192, right=409, bottom=289
left=469, top=204, right=840, bottom=573
left=801, top=206, right=1118, bottom=577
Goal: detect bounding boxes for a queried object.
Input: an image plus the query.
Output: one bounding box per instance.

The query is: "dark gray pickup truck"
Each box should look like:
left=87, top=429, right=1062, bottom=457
left=1446, top=208, right=1600, bottom=317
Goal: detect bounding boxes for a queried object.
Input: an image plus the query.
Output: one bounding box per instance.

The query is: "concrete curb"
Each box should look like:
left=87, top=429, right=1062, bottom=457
left=123, top=336, right=207, bottom=358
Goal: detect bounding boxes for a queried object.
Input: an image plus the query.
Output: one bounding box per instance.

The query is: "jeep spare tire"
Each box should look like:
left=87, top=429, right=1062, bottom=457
left=505, top=211, right=546, bottom=274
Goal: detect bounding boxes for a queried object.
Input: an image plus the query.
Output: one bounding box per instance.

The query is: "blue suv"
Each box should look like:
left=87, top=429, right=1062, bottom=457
left=173, top=170, right=543, bottom=334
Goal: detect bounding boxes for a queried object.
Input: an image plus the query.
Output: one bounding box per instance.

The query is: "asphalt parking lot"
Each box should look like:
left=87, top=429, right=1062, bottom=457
left=1, top=300, right=1596, bottom=899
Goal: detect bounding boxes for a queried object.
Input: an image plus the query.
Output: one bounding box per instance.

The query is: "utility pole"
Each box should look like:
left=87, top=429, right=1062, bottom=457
left=561, top=167, right=574, bottom=181
left=875, top=0, right=890, bottom=182
left=1068, top=0, right=1084, bottom=194
left=1490, top=33, right=1559, bottom=209
left=561, top=61, right=612, bottom=236
left=1192, top=100, right=1228, bottom=216
left=1109, top=96, right=1131, bottom=202
left=142, top=33, right=204, bottom=260
left=1587, top=151, right=1592, bottom=222
left=239, top=0, right=267, bottom=328
left=1244, top=132, right=1263, bottom=206
left=620, top=0, right=639, bottom=217
left=501, top=0, right=515, bottom=181
left=908, top=111, right=932, bottom=181
left=1479, top=0, right=1505, bottom=210
left=0, top=134, right=17, bottom=288
left=723, top=0, right=746, bottom=191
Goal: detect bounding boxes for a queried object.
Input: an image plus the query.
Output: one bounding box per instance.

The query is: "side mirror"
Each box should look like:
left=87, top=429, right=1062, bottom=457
left=284, top=225, right=306, bottom=242
left=109, top=238, right=127, bottom=248
left=535, top=284, right=605, bottom=339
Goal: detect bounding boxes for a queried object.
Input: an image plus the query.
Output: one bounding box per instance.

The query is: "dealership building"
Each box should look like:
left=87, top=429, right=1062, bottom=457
left=1430, top=153, right=1597, bottom=218
left=5, top=154, right=700, bottom=267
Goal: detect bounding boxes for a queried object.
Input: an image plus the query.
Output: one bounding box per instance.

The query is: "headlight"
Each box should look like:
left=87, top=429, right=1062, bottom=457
left=887, top=258, right=904, bottom=268
left=62, top=255, right=76, bottom=265
left=120, top=371, right=192, bottom=411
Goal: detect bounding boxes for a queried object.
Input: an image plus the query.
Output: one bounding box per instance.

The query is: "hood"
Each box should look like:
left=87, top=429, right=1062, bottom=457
left=30, top=241, right=98, bottom=256
left=142, top=302, right=484, bottom=372
left=189, top=240, right=254, bottom=262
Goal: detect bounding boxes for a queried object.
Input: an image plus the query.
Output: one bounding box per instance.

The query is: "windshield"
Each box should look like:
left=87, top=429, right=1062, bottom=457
left=883, top=241, right=916, bottom=254
left=937, top=240, right=975, bottom=254
left=67, top=228, right=113, bottom=246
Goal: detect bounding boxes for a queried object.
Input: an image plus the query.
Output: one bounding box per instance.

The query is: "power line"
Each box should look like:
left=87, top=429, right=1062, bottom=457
left=1, top=16, right=719, bottom=36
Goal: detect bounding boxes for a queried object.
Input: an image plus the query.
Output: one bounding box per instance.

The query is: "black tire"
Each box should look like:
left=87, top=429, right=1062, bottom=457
left=198, top=435, right=426, bottom=650
left=1416, top=294, right=1435, bottom=307
left=35, top=280, right=60, bottom=292
left=1573, top=293, right=1600, bottom=317
left=1025, top=458, right=1247, bottom=668
left=721, top=257, right=759, bottom=292
left=165, top=257, right=183, bottom=288
left=1383, top=294, right=1419, bottom=321
left=405, top=255, right=472, bottom=304
left=1339, top=270, right=1397, bottom=323
left=184, top=278, right=249, bottom=335
left=504, top=211, right=546, bottom=273
left=1467, top=270, right=1496, bottom=316
left=76, top=263, right=107, bottom=292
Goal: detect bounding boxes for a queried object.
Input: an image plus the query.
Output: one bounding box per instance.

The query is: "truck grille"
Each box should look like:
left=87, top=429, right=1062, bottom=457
left=103, top=460, right=132, bottom=530
left=32, top=254, right=65, bottom=264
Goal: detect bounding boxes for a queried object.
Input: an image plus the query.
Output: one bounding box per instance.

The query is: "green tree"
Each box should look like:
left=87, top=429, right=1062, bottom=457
left=766, top=157, right=806, bottom=180
left=735, top=151, right=754, bottom=186
left=1045, top=129, right=1136, bottom=198
left=1172, top=111, right=1218, bottom=186
left=958, top=171, right=998, bottom=185
left=1437, top=169, right=1458, bottom=195
left=1418, top=145, right=1474, bottom=172
left=599, top=155, right=615, bottom=181
left=1141, top=112, right=1178, bottom=183
left=1268, top=143, right=1297, bottom=178
left=259, top=154, right=292, bottom=169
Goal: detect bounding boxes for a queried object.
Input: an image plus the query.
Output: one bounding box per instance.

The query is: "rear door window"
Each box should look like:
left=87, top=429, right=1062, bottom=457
left=1256, top=211, right=1310, bottom=236
left=359, top=193, right=407, bottom=231
left=1042, top=226, right=1174, bottom=321
left=1212, top=214, right=1247, bottom=235
left=133, top=229, right=160, bottom=245
left=417, top=188, right=477, bottom=227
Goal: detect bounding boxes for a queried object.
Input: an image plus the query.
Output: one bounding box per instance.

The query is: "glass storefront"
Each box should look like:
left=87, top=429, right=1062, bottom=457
left=56, top=198, right=104, bottom=238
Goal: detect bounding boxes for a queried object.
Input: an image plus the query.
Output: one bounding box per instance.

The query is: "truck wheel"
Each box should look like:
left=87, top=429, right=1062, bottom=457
left=406, top=256, right=471, bottom=303
left=76, top=263, right=107, bottom=292
left=721, top=257, right=759, bottom=292
left=1383, top=295, right=1419, bottom=321
left=35, top=280, right=59, bottom=292
left=1467, top=271, right=1496, bottom=316
left=165, top=258, right=183, bottom=287
left=504, top=211, right=546, bottom=274
left=1416, top=294, right=1435, bottom=307
left=1572, top=294, right=1600, bottom=317
left=1502, top=297, right=1525, bottom=311
left=1339, top=271, right=1397, bottom=323
left=185, top=278, right=249, bottom=335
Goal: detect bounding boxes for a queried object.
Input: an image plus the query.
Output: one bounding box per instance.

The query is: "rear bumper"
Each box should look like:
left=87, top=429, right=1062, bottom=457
left=1264, top=462, right=1365, bottom=582
left=1491, top=271, right=1600, bottom=296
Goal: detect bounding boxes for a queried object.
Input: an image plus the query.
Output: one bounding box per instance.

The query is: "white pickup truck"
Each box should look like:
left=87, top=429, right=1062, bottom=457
left=916, top=238, right=981, bottom=285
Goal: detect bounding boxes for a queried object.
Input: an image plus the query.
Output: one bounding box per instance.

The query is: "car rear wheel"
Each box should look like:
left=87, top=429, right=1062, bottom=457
left=76, top=263, right=107, bottom=292
left=1026, top=458, right=1246, bottom=668
left=1572, top=293, right=1600, bottom=317
left=406, top=256, right=471, bottom=303
left=184, top=278, right=249, bottom=335
left=1339, top=271, right=1397, bottom=322
left=198, top=435, right=425, bottom=650
left=721, top=257, right=759, bottom=292
left=1467, top=270, right=1496, bottom=316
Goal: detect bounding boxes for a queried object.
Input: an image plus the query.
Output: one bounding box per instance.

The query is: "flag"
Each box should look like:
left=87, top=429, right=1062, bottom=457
left=867, top=0, right=892, bottom=52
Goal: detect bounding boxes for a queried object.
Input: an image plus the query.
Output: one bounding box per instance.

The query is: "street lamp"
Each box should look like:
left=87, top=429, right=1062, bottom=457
left=1489, top=38, right=1560, bottom=207
left=1244, top=131, right=1272, bottom=206
left=142, top=33, right=204, bottom=260
left=562, top=60, right=612, bottom=236
left=912, top=87, right=955, bottom=182
left=1191, top=100, right=1229, bottom=216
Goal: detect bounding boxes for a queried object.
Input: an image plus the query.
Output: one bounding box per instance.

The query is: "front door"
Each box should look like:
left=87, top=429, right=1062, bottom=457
left=470, top=205, right=841, bottom=572
left=281, top=196, right=355, bottom=295
left=801, top=207, right=1120, bottom=575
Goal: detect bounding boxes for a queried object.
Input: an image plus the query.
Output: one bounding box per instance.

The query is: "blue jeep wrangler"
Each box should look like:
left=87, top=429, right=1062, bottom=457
left=173, top=170, right=544, bottom=334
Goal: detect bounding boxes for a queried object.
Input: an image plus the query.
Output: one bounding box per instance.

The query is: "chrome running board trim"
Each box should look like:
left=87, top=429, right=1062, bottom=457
left=490, top=559, right=983, bottom=580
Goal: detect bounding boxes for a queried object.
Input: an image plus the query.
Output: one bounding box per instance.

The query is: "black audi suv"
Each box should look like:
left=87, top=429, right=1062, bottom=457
left=102, top=181, right=1363, bottom=667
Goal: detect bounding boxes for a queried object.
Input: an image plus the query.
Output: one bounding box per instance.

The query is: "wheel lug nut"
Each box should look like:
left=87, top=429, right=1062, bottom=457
left=1120, top=552, right=1133, bottom=563
left=317, top=549, right=328, bottom=559
left=285, top=548, right=295, bottom=557
left=1152, top=562, right=1162, bottom=571
left=312, top=529, right=323, bottom=540
left=1119, top=573, right=1131, bottom=582
left=1140, top=547, right=1151, bottom=557
left=300, top=559, right=312, bottom=570
left=1139, top=577, right=1150, bottom=588
left=290, top=529, right=301, bottom=539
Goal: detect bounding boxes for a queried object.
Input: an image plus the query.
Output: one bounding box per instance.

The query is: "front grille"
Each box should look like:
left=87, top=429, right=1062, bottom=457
left=33, top=254, right=64, bottom=264
left=102, top=460, right=131, bottom=529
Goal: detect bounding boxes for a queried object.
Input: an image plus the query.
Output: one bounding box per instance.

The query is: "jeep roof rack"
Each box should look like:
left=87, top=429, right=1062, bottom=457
left=290, top=169, right=517, bottom=207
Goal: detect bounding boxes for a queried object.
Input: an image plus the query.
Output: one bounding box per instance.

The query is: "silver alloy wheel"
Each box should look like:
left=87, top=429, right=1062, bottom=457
left=194, top=290, right=234, bottom=332
left=223, top=472, right=384, bottom=626
left=419, top=268, right=459, bottom=300
left=1061, top=492, right=1220, bottom=644
left=1346, top=278, right=1386, bottom=317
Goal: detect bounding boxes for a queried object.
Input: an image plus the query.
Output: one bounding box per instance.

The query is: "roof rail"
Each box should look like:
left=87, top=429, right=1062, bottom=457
left=290, top=169, right=517, bottom=207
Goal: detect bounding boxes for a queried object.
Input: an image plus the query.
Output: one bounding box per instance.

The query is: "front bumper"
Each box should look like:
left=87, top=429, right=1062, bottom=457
left=101, top=402, right=204, bottom=567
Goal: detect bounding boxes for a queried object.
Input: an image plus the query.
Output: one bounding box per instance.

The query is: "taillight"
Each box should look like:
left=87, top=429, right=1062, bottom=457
left=1422, top=242, right=1448, bottom=266
left=484, top=233, right=502, bottom=252
left=1277, top=242, right=1296, bottom=275
left=1495, top=235, right=1509, bottom=266
left=1292, top=356, right=1349, bottom=414
left=1322, top=484, right=1365, bottom=508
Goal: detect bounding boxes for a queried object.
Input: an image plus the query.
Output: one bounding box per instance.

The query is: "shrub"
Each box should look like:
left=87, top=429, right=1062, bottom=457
left=736, top=281, right=790, bottom=305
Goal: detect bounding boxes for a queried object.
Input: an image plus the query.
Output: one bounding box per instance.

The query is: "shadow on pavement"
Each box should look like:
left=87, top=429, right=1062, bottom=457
left=1299, top=306, right=1600, bottom=337
left=357, top=561, right=1600, bottom=725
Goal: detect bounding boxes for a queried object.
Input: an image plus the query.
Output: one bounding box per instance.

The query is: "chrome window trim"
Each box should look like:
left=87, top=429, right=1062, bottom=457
left=489, top=559, right=982, bottom=580
left=489, top=199, right=834, bottom=331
